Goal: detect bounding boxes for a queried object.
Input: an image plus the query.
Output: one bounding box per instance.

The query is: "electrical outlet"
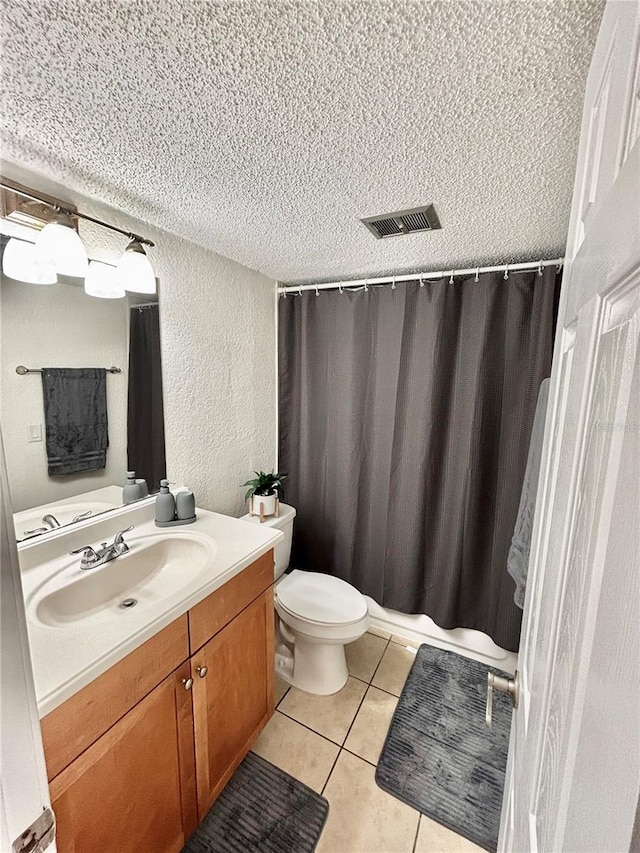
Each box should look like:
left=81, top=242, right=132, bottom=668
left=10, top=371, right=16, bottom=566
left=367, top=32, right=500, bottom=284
left=28, top=423, right=42, bottom=443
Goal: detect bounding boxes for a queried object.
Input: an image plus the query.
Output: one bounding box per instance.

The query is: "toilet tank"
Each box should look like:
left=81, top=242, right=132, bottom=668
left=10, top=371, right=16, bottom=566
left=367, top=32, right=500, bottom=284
left=240, top=502, right=296, bottom=580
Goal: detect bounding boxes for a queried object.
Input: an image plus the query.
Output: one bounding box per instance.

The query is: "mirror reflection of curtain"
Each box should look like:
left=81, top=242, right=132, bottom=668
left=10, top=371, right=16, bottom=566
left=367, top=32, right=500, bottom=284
left=127, top=304, right=166, bottom=492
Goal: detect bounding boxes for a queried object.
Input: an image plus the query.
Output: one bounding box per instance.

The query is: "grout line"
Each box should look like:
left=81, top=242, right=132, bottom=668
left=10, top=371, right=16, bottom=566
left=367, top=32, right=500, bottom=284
left=411, top=813, right=422, bottom=853
left=342, top=746, right=377, bottom=767
left=320, top=746, right=342, bottom=797
left=340, top=680, right=370, bottom=747
left=274, top=709, right=344, bottom=748
left=275, top=686, right=290, bottom=709
left=369, top=636, right=392, bottom=686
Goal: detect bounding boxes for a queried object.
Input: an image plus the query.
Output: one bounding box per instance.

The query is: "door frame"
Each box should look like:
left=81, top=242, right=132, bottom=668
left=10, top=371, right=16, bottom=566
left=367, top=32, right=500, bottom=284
left=0, top=427, right=54, bottom=853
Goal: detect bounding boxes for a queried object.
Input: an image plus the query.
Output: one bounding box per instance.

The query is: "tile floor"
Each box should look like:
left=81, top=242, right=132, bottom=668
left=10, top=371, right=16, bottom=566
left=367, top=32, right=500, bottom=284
left=252, top=629, right=484, bottom=853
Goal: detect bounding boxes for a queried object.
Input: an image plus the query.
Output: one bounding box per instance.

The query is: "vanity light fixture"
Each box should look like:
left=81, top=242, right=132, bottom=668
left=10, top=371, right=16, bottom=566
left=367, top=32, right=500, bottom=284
left=116, top=239, right=156, bottom=294
left=84, top=260, right=125, bottom=299
left=35, top=209, right=89, bottom=278
left=2, top=236, right=57, bottom=284
left=1, top=178, right=157, bottom=290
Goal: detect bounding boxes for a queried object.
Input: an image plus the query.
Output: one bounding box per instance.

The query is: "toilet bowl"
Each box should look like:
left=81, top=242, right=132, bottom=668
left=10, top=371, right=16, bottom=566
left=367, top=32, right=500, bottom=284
left=240, top=503, right=369, bottom=694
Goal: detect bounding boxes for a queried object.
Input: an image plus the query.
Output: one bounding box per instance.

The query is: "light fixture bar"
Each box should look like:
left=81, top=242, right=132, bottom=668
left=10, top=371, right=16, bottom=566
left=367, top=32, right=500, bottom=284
left=0, top=180, right=154, bottom=247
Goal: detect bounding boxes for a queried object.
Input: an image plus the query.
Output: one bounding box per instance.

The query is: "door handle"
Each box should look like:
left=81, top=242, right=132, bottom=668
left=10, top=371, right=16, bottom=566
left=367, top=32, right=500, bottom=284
left=182, top=677, right=193, bottom=690
left=196, top=665, right=208, bottom=678
left=486, top=670, right=520, bottom=728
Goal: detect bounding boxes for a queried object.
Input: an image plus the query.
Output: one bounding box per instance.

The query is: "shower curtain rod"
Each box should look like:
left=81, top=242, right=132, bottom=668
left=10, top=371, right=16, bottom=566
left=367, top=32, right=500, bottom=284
left=278, top=257, right=564, bottom=295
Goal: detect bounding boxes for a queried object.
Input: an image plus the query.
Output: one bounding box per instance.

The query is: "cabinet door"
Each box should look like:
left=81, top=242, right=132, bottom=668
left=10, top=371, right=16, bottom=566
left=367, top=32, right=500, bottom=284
left=192, top=587, right=274, bottom=816
left=50, top=662, right=197, bottom=853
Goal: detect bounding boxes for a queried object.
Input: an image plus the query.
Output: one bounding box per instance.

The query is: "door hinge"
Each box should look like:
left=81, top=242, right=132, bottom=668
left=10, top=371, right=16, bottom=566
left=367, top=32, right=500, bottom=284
left=12, top=807, right=55, bottom=853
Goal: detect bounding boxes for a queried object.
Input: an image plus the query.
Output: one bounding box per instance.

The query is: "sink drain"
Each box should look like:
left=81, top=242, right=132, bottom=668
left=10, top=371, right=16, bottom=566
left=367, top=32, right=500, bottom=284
left=120, top=598, right=137, bottom=609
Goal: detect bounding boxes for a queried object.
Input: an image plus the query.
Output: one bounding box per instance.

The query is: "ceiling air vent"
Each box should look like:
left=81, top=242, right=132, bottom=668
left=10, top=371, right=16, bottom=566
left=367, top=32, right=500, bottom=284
left=361, top=204, right=441, bottom=240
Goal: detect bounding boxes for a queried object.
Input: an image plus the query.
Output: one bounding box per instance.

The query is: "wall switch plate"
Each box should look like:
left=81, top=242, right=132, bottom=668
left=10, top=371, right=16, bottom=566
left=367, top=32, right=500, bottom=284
left=27, top=423, right=42, bottom=443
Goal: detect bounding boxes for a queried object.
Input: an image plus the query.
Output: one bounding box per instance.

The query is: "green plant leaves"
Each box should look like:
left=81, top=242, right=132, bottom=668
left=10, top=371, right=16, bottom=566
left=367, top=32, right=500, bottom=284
left=241, top=470, right=287, bottom=502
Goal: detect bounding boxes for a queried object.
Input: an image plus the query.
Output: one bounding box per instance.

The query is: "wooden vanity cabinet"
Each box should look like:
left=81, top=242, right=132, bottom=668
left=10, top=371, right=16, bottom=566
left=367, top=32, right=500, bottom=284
left=192, top=586, right=274, bottom=814
left=42, top=551, right=275, bottom=853
left=49, top=661, right=197, bottom=853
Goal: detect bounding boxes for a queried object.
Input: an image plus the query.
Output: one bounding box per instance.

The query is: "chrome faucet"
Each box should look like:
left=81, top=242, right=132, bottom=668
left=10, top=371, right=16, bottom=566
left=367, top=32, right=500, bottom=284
left=70, top=526, right=134, bottom=570
left=42, top=514, right=61, bottom=529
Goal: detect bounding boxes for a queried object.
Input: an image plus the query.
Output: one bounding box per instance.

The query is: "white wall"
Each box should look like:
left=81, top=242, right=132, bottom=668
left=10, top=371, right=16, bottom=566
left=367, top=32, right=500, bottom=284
left=0, top=160, right=277, bottom=518
left=0, top=276, right=129, bottom=511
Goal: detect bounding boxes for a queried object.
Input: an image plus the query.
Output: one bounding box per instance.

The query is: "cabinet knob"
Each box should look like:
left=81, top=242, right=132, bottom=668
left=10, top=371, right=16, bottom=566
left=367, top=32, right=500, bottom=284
left=182, top=677, right=194, bottom=690
left=196, top=665, right=208, bottom=678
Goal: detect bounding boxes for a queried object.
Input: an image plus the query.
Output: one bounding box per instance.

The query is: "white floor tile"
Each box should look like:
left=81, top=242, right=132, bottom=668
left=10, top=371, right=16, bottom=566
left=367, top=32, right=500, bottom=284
left=346, top=632, right=388, bottom=682
left=371, top=642, right=416, bottom=697
left=278, top=676, right=367, bottom=744
left=317, top=750, right=419, bottom=853
left=414, top=815, right=485, bottom=852
left=252, top=711, right=339, bottom=793
left=344, top=685, right=398, bottom=765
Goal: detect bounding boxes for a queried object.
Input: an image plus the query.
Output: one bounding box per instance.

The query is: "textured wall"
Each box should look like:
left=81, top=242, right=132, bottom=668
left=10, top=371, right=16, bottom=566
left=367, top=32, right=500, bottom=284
left=1, top=161, right=277, bottom=517
left=1, top=0, right=604, bottom=283
left=0, top=278, right=128, bottom=511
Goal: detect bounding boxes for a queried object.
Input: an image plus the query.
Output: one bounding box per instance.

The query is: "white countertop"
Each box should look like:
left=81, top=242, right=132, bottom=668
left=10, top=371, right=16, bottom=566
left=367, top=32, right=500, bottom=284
left=18, top=499, right=283, bottom=717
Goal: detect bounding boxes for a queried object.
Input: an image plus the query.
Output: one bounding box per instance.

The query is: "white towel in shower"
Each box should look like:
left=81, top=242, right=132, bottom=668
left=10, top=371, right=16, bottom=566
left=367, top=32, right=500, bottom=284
left=507, top=378, right=550, bottom=609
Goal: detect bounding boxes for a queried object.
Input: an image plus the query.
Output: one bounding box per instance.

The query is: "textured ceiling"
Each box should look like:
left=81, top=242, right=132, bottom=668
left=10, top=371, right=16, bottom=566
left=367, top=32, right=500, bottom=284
left=1, top=0, right=604, bottom=283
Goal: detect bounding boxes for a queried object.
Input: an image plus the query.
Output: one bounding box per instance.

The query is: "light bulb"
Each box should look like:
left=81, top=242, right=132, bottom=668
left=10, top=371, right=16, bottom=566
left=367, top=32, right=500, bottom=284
left=35, top=210, right=88, bottom=278
left=84, top=260, right=125, bottom=299
left=116, top=239, right=156, bottom=294
left=2, top=237, right=57, bottom=284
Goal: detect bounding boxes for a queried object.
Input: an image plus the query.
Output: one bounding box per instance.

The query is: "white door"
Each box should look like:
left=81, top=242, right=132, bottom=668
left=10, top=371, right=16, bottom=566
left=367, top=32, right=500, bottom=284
left=499, top=2, right=640, bottom=851
left=0, top=428, right=55, bottom=852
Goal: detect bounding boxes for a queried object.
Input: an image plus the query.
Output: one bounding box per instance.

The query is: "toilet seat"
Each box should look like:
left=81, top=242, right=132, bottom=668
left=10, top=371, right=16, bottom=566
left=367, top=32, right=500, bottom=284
left=276, top=569, right=367, bottom=625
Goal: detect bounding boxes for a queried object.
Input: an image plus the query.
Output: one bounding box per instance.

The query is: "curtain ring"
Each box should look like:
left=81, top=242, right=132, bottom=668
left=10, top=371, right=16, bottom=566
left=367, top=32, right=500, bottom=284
left=419, top=275, right=425, bottom=288
left=449, top=270, right=455, bottom=285
left=475, top=267, right=480, bottom=283
left=315, top=284, right=319, bottom=296
left=282, top=287, right=287, bottom=298
left=298, top=285, right=303, bottom=297
left=538, top=260, right=544, bottom=277
left=503, top=264, right=509, bottom=281
left=364, top=278, right=369, bottom=292
left=391, top=276, right=396, bottom=290
left=338, top=281, right=344, bottom=294
left=557, top=260, right=563, bottom=272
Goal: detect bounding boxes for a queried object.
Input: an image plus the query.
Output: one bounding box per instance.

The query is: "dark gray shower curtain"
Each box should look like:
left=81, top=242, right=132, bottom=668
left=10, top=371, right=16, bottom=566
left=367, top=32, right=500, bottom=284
left=278, top=268, right=560, bottom=652
left=127, top=304, right=166, bottom=492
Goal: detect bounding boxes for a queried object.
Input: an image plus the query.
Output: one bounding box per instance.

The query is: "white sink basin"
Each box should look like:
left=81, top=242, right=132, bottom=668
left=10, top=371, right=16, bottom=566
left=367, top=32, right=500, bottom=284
left=29, top=533, right=217, bottom=628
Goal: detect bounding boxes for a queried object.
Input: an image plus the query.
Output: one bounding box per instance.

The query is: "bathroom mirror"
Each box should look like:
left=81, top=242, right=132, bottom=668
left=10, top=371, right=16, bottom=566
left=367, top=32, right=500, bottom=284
left=0, top=237, right=166, bottom=541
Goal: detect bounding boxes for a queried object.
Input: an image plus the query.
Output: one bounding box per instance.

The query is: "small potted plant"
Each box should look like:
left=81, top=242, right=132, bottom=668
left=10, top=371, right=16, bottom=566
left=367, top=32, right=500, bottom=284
left=242, top=470, right=287, bottom=518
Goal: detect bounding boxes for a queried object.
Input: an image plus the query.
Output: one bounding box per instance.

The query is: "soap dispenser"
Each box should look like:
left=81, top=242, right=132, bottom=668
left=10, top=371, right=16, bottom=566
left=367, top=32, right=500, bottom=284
left=123, top=471, right=143, bottom=504
left=155, top=479, right=176, bottom=523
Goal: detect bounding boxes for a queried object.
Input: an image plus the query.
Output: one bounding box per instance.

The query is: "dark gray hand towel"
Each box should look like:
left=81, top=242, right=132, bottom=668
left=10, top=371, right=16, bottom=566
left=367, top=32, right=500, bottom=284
left=41, top=368, right=109, bottom=476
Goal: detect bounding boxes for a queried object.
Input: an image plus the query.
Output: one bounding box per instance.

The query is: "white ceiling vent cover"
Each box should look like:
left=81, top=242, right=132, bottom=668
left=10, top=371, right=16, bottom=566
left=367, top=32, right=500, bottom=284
left=361, top=204, right=442, bottom=239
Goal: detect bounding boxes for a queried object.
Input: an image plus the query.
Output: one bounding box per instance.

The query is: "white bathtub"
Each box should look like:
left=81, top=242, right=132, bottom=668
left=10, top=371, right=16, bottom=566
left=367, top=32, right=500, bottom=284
left=365, top=596, right=518, bottom=674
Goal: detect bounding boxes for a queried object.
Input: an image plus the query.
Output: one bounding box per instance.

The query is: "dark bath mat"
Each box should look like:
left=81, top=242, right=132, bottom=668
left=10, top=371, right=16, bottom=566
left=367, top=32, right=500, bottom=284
left=183, top=751, right=329, bottom=853
left=375, top=644, right=513, bottom=852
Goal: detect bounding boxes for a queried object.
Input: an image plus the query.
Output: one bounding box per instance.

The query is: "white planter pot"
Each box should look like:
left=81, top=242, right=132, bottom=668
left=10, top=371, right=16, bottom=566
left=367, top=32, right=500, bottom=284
left=252, top=492, right=277, bottom=516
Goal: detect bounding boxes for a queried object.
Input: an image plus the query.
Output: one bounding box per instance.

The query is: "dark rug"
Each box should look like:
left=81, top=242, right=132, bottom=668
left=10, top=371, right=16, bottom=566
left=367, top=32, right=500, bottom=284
left=183, top=752, right=329, bottom=853
left=375, top=644, right=512, bottom=852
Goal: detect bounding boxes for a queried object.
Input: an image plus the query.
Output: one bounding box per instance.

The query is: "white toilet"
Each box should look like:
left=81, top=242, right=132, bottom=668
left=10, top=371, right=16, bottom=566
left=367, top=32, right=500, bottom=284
left=241, top=502, right=369, bottom=694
